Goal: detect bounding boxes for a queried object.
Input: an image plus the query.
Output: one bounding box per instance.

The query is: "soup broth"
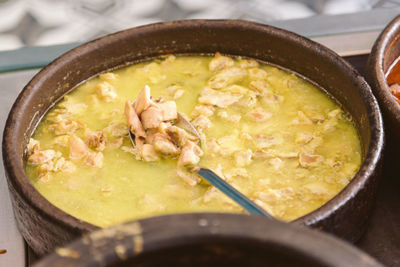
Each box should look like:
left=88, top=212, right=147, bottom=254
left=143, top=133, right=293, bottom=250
left=25, top=54, right=361, bottom=227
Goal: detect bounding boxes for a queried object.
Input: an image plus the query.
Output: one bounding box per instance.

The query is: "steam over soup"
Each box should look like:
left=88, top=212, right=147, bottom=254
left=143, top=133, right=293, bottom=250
left=25, top=54, right=362, bottom=227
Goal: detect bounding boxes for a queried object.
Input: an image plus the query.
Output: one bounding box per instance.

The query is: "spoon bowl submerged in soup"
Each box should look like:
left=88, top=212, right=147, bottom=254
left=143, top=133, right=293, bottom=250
left=25, top=53, right=361, bottom=227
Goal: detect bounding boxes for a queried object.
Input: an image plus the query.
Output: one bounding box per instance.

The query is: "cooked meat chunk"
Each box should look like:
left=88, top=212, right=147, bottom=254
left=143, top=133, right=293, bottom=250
left=166, top=125, right=198, bottom=147
left=134, top=85, right=152, bottom=115
left=85, top=151, right=104, bottom=168
left=176, top=169, right=201, bottom=186
left=53, top=135, right=70, bottom=147
left=328, top=109, right=342, bottom=118
left=48, top=120, right=84, bottom=135
left=192, top=115, right=211, bottom=131
left=152, top=133, right=179, bottom=155
left=208, top=67, right=247, bottom=89
left=96, top=81, right=117, bottom=102
left=217, top=111, right=241, bottom=122
left=125, top=100, right=146, bottom=139
left=209, top=52, right=234, bottom=72
left=295, top=133, right=314, bottom=145
left=292, top=111, right=312, bottom=125
left=140, top=144, right=160, bottom=162
left=27, top=138, right=40, bottom=156
left=158, top=101, right=177, bottom=121
left=299, top=152, right=324, bottom=168
left=28, top=149, right=57, bottom=165
left=178, top=141, right=203, bottom=166
left=224, top=168, right=248, bottom=179
left=247, top=108, right=272, bottom=122
left=205, top=137, right=220, bottom=155
left=69, top=135, right=89, bottom=159
left=234, top=149, right=253, bottom=167
left=140, top=106, right=164, bottom=129
left=109, top=137, right=123, bottom=148
left=249, top=80, right=271, bottom=94
left=198, top=88, right=242, bottom=108
left=85, top=130, right=106, bottom=151
left=191, top=105, right=215, bottom=117
left=248, top=68, right=268, bottom=80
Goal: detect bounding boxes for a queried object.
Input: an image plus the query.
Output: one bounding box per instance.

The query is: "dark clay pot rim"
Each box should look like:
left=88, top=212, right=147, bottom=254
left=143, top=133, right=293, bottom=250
left=2, top=19, right=384, bottom=232
left=368, top=15, right=400, bottom=122
left=34, top=213, right=381, bottom=267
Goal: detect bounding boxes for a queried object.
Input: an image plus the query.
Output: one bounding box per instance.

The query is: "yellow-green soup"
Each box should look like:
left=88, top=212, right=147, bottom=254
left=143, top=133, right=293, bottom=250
left=25, top=54, right=362, bottom=227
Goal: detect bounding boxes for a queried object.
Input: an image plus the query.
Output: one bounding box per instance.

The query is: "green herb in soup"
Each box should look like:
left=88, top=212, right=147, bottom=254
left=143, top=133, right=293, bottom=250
left=25, top=53, right=362, bottom=227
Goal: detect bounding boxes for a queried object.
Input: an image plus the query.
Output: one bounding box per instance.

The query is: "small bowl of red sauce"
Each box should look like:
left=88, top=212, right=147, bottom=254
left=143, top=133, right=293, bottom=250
left=367, top=15, right=400, bottom=156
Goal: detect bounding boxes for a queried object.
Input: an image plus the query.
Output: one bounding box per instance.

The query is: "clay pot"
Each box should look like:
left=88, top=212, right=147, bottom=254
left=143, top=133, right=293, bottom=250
left=367, top=15, right=400, bottom=166
left=33, top=214, right=382, bottom=267
left=2, top=20, right=384, bottom=256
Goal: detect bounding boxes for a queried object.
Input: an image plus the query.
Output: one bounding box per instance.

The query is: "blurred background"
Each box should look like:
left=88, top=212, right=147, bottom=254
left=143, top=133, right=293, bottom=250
left=0, top=0, right=399, bottom=51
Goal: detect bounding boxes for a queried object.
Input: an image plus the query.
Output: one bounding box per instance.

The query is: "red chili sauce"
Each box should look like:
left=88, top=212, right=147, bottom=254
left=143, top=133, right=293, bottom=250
left=387, top=57, right=400, bottom=103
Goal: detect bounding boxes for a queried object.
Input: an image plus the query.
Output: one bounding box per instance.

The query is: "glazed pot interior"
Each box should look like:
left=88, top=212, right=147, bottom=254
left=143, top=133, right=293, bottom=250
left=5, top=20, right=381, bottom=234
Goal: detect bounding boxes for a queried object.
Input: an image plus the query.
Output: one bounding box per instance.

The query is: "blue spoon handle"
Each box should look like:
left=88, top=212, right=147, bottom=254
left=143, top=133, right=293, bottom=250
left=197, top=168, right=274, bottom=218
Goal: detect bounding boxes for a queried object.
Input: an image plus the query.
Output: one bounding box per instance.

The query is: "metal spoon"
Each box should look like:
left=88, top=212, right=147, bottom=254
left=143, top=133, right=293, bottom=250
left=129, top=113, right=274, bottom=218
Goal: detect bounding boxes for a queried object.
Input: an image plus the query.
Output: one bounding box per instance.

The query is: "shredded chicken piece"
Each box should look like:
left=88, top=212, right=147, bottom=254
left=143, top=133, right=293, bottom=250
left=234, top=149, right=253, bottom=167
left=109, top=138, right=123, bottom=148
left=105, top=122, right=129, bottom=137
left=191, top=105, right=215, bottom=117
left=140, top=106, right=163, bottom=129
left=217, top=111, right=241, bottom=122
left=178, top=141, right=203, bottom=166
left=206, top=137, right=220, bottom=155
left=85, top=151, right=103, bottom=168
left=203, top=186, right=234, bottom=205
left=27, top=138, right=40, bottom=156
left=158, top=101, right=177, bottom=121
left=173, top=89, right=184, bottom=99
left=247, top=108, right=272, bottom=122
left=328, top=109, right=342, bottom=118
left=248, top=68, right=268, bottom=80
left=125, top=100, right=146, bottom=140
left=198, top=87, right=242, bottom=108
left=295, top=133, right=314, bottom=145
left=53, top=135, right=70, bottom=147
left=209, top=52, right=234, bottom=72
left=249, top=80, right=271, bottom=95
left=224, top=168, right=248, bottom=179
left=48, top=120, right=84, bottom=135
left=96, top=81, right=117, bottom=102
left=134, top=85, right=153, bottom=115
left=299, top=152, right=324, bottom=168
left=292, top=111, right=312, bottom=125
left=166, top=125, right=198, bottom=147
left=28, top=149, right=57, bottom=165
left=176, top=168, right=201, bottom=186
left=69, top=135, right=89, bottom=159
left=140, top=144, right=160, bottom=162
left=304, top=182, right=328, bottom=195
left=192, top=115, right=211, bottom=131
left=152, top=133, right=179, bottom=155
left=208, top=67, right=247, bottom=89
left=85, top=130, right=106, bottom=151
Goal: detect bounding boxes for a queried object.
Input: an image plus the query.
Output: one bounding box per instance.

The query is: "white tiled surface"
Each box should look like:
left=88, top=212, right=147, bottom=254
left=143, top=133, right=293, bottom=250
left=0, top=69, right=39, bottom=267
left=0, top=0, right=390, bottom=51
